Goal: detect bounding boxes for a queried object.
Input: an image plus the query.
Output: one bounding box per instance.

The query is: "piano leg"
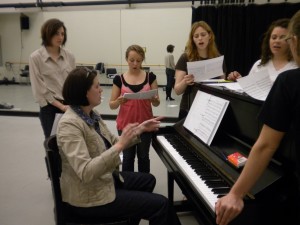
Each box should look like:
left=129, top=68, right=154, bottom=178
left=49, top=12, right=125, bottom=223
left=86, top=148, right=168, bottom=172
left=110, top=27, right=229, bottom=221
left=168, top=171, right=192, bottom=213
left=168, top=171, right=174, bottom=202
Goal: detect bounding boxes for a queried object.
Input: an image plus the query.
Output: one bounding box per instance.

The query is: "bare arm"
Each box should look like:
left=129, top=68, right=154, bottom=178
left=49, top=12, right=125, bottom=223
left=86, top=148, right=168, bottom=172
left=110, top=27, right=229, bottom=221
left=215, top=124, right=285, bottom=225
left=174, top=69, right=194, bottom=95
left=109, top=84, right=127, bottom=110
left=150, top=79, right=160, bottom=107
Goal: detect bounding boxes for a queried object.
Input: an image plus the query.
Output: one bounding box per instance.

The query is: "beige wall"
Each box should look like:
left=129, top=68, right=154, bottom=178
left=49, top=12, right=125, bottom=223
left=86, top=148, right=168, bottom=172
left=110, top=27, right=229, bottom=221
left=0, top=7, right=191, bottom=85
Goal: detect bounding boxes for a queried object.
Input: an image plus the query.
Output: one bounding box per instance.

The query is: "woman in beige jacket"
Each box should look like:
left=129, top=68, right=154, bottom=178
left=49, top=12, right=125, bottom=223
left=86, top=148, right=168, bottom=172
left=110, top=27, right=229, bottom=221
left=57, top=67, right=181, bottom=225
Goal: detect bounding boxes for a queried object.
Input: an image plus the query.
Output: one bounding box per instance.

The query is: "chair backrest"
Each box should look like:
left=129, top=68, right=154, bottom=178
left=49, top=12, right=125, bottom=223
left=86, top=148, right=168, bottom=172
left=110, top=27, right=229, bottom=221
left=106, top=68, right=118, bottom=79
left=44, top=135, right=64, bottom=224
left=142, top=66, right=150, bottom=73
left=24, top=65, right=29, bottom=70
left=44, top=135, right=129, bottom=225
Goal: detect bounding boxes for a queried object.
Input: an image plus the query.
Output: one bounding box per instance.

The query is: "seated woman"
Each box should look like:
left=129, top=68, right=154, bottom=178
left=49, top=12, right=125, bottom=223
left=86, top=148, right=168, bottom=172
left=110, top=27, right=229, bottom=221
left=228, top=18, right=297, bottom=82
left=56, top=67, right=181, bottom=225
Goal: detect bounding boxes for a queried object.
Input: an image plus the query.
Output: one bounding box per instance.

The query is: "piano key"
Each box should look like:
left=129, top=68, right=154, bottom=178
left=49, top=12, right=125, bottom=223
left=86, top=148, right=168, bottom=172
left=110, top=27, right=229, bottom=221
left=157, top=135, right=220, bottom=212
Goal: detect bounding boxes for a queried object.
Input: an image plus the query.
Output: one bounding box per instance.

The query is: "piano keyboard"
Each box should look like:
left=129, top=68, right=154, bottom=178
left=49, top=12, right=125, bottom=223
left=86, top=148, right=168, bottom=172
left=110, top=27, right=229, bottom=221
left=157, top=134, right=231, bottom=213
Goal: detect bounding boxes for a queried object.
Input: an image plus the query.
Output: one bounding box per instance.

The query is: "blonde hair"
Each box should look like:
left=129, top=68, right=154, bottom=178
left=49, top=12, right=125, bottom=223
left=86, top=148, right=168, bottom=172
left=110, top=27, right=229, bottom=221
left=125, top=44, right=145, bottom=61
left=185, top=21, right=220, bottom=61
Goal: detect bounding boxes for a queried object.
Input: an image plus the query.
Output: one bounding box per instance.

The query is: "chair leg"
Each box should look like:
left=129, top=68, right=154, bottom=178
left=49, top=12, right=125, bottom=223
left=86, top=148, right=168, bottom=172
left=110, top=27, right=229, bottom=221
left=45, top=156, right=51, bottom=179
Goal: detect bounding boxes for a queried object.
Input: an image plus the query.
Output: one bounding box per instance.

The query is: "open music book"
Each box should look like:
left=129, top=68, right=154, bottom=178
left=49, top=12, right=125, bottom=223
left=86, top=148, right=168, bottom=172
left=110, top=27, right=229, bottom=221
left=183, top=91, right=229, bottom=145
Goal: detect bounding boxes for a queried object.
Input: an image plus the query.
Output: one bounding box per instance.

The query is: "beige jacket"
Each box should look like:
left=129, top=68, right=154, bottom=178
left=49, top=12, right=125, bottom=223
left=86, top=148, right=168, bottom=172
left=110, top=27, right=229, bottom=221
left=57, top=108, right=139, bottom=207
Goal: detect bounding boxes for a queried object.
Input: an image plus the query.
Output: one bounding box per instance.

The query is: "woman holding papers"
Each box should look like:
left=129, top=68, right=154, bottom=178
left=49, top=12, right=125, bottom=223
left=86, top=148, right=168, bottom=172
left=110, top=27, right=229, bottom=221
left=228, top=18, right=297, bottom=82
left=57, top=67, right=181, bottom=225
left=109, top=44, right=160, bottom=173
left=174, top=21, right=225, bottom=120
left=216, top=10, right=300, bottom=225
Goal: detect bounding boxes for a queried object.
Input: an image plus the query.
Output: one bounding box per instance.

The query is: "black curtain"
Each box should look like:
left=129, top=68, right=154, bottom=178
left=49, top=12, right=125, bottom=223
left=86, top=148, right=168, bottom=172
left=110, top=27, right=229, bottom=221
left=192, top=3, right=300, bottom=76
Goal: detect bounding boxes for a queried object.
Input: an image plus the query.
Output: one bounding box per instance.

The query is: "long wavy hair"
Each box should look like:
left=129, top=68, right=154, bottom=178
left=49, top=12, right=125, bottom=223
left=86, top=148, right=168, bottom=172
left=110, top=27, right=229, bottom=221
left=185, top=21, right=220, bottom=61
left=260, top=18, right=292, bottom=66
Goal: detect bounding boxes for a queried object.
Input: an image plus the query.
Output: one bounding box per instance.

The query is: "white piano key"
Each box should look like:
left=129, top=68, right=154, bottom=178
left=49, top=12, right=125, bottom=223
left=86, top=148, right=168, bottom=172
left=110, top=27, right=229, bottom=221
left=157, top=135, right=218, bottom=212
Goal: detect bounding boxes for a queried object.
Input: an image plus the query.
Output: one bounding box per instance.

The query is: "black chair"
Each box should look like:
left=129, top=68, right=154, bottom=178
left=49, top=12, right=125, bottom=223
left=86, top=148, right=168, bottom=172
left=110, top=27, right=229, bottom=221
left=106, top=68, right=118, bottom=79
left=20, top=64, right=30, bottom=84
left=44, top=135, right=129, bottom=225
left=142, top=67, right=150, bottom=73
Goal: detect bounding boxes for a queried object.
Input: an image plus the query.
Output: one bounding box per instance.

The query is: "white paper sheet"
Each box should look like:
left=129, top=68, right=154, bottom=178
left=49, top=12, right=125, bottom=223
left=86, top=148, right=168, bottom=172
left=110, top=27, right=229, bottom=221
left=123, top=89, right=158, bottom=100
left=187, top=56, right=224, bottom=82
left=183, top=91, right=229, bottom=146
left=237, top=69, right=272, bottom=101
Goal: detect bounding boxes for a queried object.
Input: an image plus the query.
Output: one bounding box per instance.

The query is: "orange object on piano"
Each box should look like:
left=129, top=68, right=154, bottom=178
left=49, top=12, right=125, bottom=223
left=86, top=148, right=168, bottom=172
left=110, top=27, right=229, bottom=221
left=227, top=152, right=247, bottom=168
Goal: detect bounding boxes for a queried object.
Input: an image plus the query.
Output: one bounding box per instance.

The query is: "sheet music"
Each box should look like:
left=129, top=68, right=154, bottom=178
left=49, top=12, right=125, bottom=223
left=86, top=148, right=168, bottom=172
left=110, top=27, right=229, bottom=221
left=237, top=69, right=272, bottom=101
left=187, top=56, right=224, bottom=82
left=184, top=91, right=229, bottom=145
left=123, top=89, right=158, bottom=100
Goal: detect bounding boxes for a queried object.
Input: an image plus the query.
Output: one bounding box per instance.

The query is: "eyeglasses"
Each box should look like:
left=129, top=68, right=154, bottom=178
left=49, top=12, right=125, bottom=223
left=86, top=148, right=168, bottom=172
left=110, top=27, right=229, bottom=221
left=84, top=67, right=96, bottom=78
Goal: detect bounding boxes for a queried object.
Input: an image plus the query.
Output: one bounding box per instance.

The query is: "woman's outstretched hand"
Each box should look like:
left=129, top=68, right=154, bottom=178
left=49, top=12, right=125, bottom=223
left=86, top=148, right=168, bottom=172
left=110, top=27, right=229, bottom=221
left=138, top=116, right=164, bottom=134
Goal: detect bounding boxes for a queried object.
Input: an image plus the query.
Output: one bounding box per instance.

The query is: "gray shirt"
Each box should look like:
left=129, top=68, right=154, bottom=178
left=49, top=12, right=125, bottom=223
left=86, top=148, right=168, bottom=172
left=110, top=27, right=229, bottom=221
left=29, top=46, right=76, bottom=107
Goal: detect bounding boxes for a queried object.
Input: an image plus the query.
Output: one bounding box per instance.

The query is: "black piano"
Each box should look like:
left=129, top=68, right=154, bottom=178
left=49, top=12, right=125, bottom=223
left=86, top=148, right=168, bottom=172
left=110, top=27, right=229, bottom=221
left=152, top=83, right=295, bottom=225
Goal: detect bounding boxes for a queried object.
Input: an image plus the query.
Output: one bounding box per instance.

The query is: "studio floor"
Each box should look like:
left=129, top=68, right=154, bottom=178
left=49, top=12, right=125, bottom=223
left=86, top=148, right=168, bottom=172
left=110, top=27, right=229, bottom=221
left=0, top=84, right=200, bottom=225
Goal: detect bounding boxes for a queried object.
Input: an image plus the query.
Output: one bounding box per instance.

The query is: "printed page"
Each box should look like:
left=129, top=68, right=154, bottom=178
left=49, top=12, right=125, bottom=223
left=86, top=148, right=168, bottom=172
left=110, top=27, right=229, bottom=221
left=123, top=89, right=158, bottom=100
left=187, top=56, right=224, bottom=82
left=184, top=91, right=229, bottom=145
left=237, top=69, right=272, bottom=101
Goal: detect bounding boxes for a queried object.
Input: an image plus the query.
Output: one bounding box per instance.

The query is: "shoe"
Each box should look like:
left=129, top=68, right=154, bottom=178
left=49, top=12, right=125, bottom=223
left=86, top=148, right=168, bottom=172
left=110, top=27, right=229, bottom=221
left=169, top=97, right=175, bottom=101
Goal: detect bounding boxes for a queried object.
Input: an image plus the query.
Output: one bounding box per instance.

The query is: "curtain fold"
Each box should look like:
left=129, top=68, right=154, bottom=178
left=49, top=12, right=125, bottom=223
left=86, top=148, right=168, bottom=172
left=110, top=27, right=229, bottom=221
left=192, top=3, right=300, bottom=76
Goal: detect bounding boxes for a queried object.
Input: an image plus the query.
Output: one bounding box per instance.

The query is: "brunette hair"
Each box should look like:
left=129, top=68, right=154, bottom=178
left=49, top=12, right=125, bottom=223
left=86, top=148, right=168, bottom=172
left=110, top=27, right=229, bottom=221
left=260, top=18, right=292, bottom=66
left=41, top=18, right=67, bottom=46
left=167, top=44, right=175, bottom=53
left=63, top=68, right=97, bottom=106
left=185, top=21, right=220, bottom=61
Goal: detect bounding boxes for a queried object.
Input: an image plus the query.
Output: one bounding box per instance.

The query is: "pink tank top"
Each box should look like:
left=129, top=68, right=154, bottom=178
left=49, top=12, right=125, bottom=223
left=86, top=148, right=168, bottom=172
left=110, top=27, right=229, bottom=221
left=116, top=73, right=153, bottom=130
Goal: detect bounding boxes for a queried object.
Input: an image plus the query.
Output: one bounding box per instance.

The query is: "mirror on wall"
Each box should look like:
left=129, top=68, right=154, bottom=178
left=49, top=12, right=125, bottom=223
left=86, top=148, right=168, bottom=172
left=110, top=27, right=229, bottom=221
left=0, top=5, right=192, bottom=117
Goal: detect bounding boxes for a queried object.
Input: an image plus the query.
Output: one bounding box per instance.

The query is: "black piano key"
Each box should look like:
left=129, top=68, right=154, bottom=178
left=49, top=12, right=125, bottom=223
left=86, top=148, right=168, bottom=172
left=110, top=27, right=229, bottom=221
left=164, top=134, right=232, bottom=194
left=212, top=187, right=230, bottom=195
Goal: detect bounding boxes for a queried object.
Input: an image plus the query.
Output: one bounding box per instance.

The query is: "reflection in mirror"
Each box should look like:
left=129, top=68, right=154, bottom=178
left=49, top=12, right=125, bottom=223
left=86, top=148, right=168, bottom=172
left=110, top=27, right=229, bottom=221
left=0, top=3, right=190, bottom=118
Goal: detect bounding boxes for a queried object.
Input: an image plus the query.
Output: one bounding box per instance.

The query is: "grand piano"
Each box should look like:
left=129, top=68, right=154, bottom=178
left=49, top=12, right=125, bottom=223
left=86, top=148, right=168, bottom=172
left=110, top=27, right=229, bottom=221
left=152, top=83, right=295, bottom=225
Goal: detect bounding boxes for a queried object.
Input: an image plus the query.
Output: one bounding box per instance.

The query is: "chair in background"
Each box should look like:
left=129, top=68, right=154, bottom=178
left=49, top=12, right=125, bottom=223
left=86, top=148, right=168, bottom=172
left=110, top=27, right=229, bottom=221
left=142, top=67, right=150, bottom=73
left=44, top=135, right=129, bottom=225
left=105, top=68, right=118, bottom=85
left=106, top=68, right=118, bottom=79
left=19, top=64, right=30, bottom=85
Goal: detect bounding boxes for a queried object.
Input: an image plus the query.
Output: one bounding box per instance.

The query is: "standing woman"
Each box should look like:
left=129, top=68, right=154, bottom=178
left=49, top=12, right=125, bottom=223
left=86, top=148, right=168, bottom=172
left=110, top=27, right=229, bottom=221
left=109, top=44, right=160, bottom=173
left=174, top=21, right=225, bottom=120
left=29, top=18, right=76, bottom=139
left=227, top=18, right=297, bottom=81
left=215, top=10, right=300, bottom=225
left=165, top=44, right=176, bottom=101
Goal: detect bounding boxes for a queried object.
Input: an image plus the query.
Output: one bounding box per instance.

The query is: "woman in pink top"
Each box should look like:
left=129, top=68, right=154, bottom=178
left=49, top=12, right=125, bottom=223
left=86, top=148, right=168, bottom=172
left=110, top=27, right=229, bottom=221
left=109, top=45, right=160, bottom=173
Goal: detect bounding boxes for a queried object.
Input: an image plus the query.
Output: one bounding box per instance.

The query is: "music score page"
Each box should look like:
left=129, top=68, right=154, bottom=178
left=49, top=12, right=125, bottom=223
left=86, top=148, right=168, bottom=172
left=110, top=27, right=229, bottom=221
left=187, top=56, right=224, bottom=82
left=183, top=91, right=229, bottom=145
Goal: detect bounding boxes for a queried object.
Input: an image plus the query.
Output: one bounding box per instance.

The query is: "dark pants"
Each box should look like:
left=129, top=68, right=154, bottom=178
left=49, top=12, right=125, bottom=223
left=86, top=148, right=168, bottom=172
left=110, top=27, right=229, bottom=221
left=39, top=104, right=63, bottom=139
left=65, top=172, right=181, bottom=225
left=166, top=68, right=175, bottom=99
left=119, top=131, right=152, bottom=173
